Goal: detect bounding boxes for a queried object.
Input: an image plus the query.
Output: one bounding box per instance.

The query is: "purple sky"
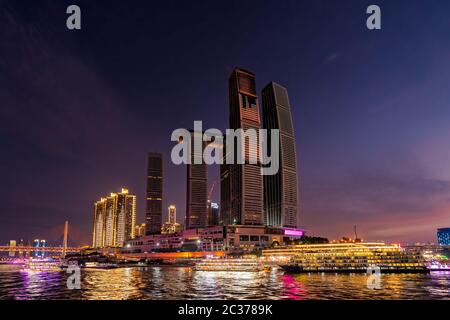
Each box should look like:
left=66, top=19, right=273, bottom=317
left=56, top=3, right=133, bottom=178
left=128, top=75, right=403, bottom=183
left=1, top=0, right=449, bottom=245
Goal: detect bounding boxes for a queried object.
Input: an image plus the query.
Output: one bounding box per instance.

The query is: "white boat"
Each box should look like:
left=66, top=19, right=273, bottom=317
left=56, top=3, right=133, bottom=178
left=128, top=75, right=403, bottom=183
left=193, top=257, right=270, bottom=272
left=427, top=261, right=450, bottom=271
left=84, top=261, right=118, bottom=269
left=21, top=258, right=62, bottom=272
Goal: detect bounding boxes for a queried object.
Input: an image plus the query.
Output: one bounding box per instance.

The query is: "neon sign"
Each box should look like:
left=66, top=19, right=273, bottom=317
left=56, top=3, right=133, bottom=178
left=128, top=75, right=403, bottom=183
left=284, top=229, right=303, bottom=236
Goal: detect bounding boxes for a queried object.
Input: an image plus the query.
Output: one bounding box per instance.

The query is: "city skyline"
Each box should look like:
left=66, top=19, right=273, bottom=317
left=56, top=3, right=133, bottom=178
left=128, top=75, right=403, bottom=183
left=1, top=0, right=450, bottom=245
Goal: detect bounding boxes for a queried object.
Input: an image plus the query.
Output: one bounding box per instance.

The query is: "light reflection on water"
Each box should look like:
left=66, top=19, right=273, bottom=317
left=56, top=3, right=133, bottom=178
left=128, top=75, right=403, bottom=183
left=0, top=265, right=448, bottom=300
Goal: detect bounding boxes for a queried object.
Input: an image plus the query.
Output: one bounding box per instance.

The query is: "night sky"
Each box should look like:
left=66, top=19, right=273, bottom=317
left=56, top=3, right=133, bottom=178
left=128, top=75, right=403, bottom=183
left=1, top=0, right=449, bottom=245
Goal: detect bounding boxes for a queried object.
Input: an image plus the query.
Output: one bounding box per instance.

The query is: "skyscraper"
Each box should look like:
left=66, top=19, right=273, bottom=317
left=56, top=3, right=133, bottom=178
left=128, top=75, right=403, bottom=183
left=93, top=198, right=106, bottom=247
left=186, top=130, right=209, bottom=229
left=134, top=223, right=146, bottom=238
left=262, top=82, right=298, bottom=228
left=162, top=205, right=182, bottom=234
left=221, top=68, right=263, bottom=225
left=168, top=205, right=176, bottom=224
left=92, top=188, right=136, bottom=248
left=146, top=152, right=163, bottom=235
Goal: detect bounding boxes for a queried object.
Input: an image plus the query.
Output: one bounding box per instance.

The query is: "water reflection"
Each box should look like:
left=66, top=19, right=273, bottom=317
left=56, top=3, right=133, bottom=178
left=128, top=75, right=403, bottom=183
left=0, top=265, right=448, bottom=300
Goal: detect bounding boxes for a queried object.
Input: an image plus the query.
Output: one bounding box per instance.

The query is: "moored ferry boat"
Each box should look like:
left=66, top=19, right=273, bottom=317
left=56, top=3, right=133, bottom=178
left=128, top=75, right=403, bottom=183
left=427, top=261, right=450, bottom=271
left=84, top=261, right=118, bottom=269
left=21, top=258, right=62, bottom=272
left=193, top=257, right=270, bottom=272
left=278, top=242, right=428, bottom=273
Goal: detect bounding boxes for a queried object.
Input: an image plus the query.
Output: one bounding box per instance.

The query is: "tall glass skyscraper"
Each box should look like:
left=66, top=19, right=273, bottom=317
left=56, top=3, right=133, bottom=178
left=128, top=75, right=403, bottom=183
left=146, top=152, right=163, bottom=235
left=262, top=82, right=298, bottom=228
left=221, top=68, right=263, bottom=225
left=186, top=130, right=209, bottom=229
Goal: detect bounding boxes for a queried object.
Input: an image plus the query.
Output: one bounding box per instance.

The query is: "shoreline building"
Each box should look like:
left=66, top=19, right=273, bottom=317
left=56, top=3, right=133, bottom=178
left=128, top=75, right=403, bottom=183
left=92, top=188, right=136, bottom=248
left=221, top=68, right=263, bottom=226
left=262, top=82, right=299, bottom=228
left=123, top=225, right=305, bottom=253
left=437, top=228, right=450, bottom=246
left=135, top=223, right=146, bottom=238
left=146, top=153, right=163, bottom=235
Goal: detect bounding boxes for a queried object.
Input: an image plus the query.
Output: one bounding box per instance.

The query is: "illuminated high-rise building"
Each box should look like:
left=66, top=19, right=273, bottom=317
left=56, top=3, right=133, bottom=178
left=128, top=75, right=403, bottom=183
left=168, top=205, right=176, bottom=224
left=186, top=131, right=209, bottom=229
left=134, top=223, right=146, bottom=238
left=437, top=228, right=450, bottom=246
left=146, top=153, right=163, bottom=235
left=92, top=188, right=136, bottom=248
left=93, top=198, right=106, bottom=247
left=162, top=205, right=182, bottom=234
left=221, top=68, right=263, bottom=225
left=262, top=82, right=298, bottom=228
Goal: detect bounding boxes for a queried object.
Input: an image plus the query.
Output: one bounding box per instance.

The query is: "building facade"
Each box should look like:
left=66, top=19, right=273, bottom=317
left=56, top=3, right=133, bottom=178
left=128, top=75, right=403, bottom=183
left=123, top=225, right=305, bottom=253
left=92, top=188, right=136, bottom=248
left=207, top=201, right=219, bottom=226
left=221, top=68, right=263, bottom=226
left=135, top=223, right=146, bottom=238
left=262, top=82, right=298, bottom=228
left=186, top=131, right=209, bottom=229
left=161, top=205, right=182, bottom=234
left=146, top=153, right=163, bottom=235
left=437, top=228, right=450, bottom=246
left=168, top=205, right=176, bottom=224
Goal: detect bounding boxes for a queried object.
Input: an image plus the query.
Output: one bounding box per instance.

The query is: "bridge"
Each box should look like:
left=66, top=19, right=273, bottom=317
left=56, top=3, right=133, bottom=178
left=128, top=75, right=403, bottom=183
left=2, top=221, right=83, bottom=256
left=0, top=246, right=81, bottom=253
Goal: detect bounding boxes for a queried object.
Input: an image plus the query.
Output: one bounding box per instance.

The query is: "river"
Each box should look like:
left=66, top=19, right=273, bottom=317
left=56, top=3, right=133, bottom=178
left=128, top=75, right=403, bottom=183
left=0, top=265, right=448, bottom=299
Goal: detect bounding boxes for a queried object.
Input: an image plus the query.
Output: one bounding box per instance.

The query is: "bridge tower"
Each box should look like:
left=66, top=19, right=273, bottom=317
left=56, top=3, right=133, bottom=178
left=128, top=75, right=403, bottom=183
left=62, top=221, right=68, bottom=258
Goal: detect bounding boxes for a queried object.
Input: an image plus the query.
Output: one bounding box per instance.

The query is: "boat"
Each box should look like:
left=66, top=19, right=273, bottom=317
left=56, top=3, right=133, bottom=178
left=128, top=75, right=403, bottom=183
left=278, top=242, right=429, bottom=274
left=427, top=261, right=450, bottom=271
left=21, top=258, right=62, bottom=272
left=193, top=257, right=270, bottom=272
left=84, top=261, right=118, bottom=269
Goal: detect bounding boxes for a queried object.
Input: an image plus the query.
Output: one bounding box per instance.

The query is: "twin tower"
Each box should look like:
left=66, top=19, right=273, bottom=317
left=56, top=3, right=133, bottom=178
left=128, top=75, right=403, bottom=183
left=145, top=68, right=299, bottom=235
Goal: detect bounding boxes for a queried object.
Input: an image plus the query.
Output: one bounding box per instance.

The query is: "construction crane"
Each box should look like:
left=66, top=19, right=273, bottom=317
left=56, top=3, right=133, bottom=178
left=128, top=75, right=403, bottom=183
left=208, top=181, right=216, bottom=201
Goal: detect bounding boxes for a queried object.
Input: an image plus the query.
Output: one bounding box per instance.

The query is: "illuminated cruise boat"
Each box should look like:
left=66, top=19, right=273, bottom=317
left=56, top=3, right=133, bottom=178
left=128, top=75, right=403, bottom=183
left=269, top=243, right=428, bottom=273
left=427, top=261, right=450, bottom=271
left=193, top=257, right=270, bottom=272
left=21, top=258, right=62, bottom=273
left=84, top=261, right=118, bottom=269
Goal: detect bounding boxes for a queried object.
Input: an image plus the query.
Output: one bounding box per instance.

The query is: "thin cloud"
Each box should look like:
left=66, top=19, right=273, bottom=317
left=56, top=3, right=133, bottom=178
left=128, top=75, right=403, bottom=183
left=323, top=52, right=340, bottom=65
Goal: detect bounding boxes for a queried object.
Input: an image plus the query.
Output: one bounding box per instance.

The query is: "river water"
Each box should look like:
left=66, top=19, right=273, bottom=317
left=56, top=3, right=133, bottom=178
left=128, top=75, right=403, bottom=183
left=0, top=265, right=448, bottom=299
